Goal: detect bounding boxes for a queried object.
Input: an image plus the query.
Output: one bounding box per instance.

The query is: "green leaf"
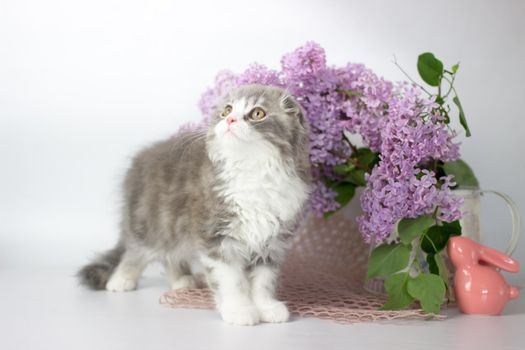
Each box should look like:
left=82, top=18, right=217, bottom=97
left=333, top=182, right=356, bottom=207
left=421, top=221, right=462, bottom=254
left=345, top=89, right=363, bottom=98
left=407, top=273, right=446, bottom=314
left=323, top=179, right=359, bottom=217
left=426, top=254, right=439, bottom=275
left=417, top=52, right=444, bottom=87
left=367, top=243, right=411, bottom=279
left=323, top=211, right=335, bottom=219
left=453, top=96, right=471, bottom=137
left=441, top=220, right=462, bottom=237
left=452, top=63, right=459, bottom=73
left=442, top=111, right=451, bottom=124
left=356, top=148, right=379, bottom=169
left=435, top=160, right=447, bottom=179
left=397, top=215, right=435, bottom=245
left=443, top=159, right=479, bottom=188
left=382, top=272, right=414, bottom=310
left=345, top=169, right=367, bottom=186
left=421, top=225, right=450, bottom=254
left=434, top=253, right=450, bottom=291
left=334, top=164, right=351, bottom=175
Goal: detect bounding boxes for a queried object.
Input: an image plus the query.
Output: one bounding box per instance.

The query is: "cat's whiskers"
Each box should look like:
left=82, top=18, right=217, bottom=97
left=167, top=129, right=206, bottom=151
left=177, top=132, right=208, bottom=160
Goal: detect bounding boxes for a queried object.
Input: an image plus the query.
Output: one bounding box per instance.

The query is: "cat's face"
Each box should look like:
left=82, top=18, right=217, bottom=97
left=208, top=85, right=308, bottom=162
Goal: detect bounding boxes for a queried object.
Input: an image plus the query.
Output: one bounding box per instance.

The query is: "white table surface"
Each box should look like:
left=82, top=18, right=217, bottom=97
left=1, top=266, right=524, bottom=350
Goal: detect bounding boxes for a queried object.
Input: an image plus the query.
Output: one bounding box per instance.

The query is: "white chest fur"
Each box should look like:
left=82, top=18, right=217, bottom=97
left=212, top=144, right=309, bottom=255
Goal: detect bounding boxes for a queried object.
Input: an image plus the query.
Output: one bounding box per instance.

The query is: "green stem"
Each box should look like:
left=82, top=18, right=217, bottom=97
left=392, top=56, right=433, bottom=96
left=432, top=206, right=439, bottom=221
left=442, top=76, right=459, bottom=98
left=443, top=74, right=456, bottom=99
left=422, top=230, right=440, bottom=254
left=343, top=133, right=359, bottom=154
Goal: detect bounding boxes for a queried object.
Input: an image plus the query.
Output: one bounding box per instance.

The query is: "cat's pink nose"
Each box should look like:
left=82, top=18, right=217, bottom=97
left=226, top=116, right=236, bottom=125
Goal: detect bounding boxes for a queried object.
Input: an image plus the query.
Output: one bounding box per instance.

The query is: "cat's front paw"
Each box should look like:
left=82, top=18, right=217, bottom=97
left=257, top=301, right=289, bottom=323
left=220, top=304, right=260, bottom=326
left=106, top=275, right=137, bottom=292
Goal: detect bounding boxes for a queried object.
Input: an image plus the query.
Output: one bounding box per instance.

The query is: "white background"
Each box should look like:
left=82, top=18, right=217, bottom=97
left=1, top=0, right=524, bottom=282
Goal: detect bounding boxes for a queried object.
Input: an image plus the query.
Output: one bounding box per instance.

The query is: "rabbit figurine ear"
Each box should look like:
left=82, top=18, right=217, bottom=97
left=479, top=246, right=520, bottom=273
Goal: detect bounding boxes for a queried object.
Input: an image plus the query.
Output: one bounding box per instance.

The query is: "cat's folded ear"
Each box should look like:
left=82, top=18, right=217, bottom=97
left=280, top=93, right=305, bottom=123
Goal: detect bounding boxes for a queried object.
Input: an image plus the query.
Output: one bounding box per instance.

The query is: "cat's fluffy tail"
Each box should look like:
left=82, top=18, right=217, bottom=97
left=77, top=244, right=125, bottom=290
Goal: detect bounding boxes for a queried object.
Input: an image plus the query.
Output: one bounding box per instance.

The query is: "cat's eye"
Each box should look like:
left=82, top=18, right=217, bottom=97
left=249, top=107, right=266, bottom=121
left=221, top=105, right=233, bottom=117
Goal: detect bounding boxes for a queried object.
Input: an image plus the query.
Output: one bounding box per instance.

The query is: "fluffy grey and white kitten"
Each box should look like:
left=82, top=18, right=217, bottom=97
left=78, top=85, right=311, bottom=325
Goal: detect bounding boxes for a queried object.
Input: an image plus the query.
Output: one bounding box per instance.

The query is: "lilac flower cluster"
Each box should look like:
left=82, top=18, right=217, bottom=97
left=197, top=42, right=463, bottom=243
left=357, top=83, right=463, bottom=243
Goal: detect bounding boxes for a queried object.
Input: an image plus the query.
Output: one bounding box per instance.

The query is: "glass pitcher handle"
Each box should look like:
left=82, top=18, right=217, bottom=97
left=480, top=190, right=521, bottom=256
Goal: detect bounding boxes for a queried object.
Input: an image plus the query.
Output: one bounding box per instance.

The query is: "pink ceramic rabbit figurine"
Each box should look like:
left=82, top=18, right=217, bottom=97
left=448, top=236, right=520, bottom=315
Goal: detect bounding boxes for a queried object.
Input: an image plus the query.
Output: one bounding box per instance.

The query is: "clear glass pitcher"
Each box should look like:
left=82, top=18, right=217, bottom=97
left=455, top=187, right=520, bottom=256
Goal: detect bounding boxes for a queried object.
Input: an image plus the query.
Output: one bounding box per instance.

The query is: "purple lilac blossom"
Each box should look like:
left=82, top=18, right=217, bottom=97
left=309, top=181, right=341, bottom=215
left=197, top=42, right=463, bottom=243
left=357, top=84, right=462, bottom=243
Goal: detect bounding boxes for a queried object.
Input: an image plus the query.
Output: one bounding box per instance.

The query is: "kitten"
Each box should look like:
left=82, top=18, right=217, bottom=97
left=77, top=85, right=311, bottom=325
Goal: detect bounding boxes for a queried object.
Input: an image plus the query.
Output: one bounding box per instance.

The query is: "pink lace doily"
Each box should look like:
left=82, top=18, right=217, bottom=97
left=160, top=211, right=444, bottom=324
